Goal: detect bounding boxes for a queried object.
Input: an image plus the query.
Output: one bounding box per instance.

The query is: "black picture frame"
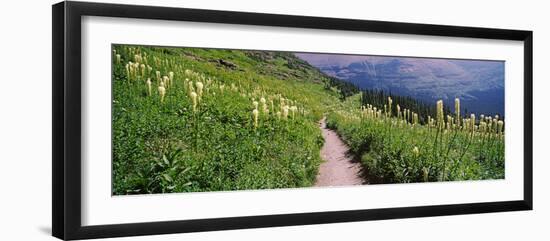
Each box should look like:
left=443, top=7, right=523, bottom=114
left=52, top=1, right=533, bottom=240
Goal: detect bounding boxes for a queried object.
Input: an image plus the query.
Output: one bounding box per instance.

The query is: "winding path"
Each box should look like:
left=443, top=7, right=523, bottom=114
left=315, top=117, right=365, bottom=187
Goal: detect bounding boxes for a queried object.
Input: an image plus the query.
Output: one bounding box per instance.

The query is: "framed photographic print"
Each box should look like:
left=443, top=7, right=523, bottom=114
left=52, top=1, right=533, bottom=240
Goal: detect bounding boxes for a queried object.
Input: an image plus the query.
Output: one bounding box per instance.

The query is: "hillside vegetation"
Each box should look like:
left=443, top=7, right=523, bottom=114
left=112, top=45, right=345, bottom=194
left=326, top=95, right=504, bottom=183
left=112, top=45, right=505, bottom=195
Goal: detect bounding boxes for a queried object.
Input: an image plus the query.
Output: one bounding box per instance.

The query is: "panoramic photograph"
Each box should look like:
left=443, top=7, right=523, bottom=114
left=111, top=44, right=505, bottom=195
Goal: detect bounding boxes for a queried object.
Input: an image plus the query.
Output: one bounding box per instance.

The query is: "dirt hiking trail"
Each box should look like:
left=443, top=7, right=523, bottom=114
left=315, top=117, right=365, bottom=187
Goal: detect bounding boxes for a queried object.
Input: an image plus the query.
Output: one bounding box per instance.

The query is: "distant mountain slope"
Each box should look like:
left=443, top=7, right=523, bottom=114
left=295, top=53, right=505, bottom=116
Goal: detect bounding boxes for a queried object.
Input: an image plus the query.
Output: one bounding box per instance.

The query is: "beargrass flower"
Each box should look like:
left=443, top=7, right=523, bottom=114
left=125, top=63, right=130, bottom=79
left=191, top=91, right=198, bottom=112
left=388, top=97, right=392, bottom=116
left=139, top=64, right=145, bottom=77
left=422, top=167, right=429, bottom=182
left=252, top=109, right=259, bottom=128
left=455, top=98, right=460, bottom=126
left=162, top=76, right=169, bottom=88
left=412, top=146, right=419, bottom=158
left=436, top=100, right=444, bottom=129
left=290, top=106, right=297, bottom=119
left=188, top=81, right=194, bottom=96
left=196, top=82, right=204, bottom=98
left=146, top=78, right=152, bottom=96
left=158, top=84, right=166, bottom=103
left=396, top=104, right=401, bottom=119
left=480, top=122, right=487, bottom=133
left=169, top=71, right=174, bottom=84
left=134, top=54, right=142, bottom=63
left=260, top=98, right=268, bottom=114
left=497, top=120, right=504, bottom=135
left=470, top=114, right=476, bottom=133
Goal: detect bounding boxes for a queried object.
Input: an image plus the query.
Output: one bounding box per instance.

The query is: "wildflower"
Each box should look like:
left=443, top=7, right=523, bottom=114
left=253, top=101, right=259, bottom=110
left=219, top=84, right=225, bottom=94
left=422, top=167, right=429, bottom=182
left=169, top=71, right=174, bottom=85
left=146, top=78, right=152, bottom=96
left=137, top=64, right=144, bottom=77
left=190, top=91, right=198, bottom=112
left=162, top=76, right=169, bottom=88
left=388, top=97, right=393, bottom=116
left=158, top=83, right=166, bottom=103
left=396, top=104, right=401, bottom=119
left=188, top=81, right=195, bottom=96
left=283, top=106, right=289, bottom=120
left=436, top=100, right=444, bottom=129
left=115, top=54, right=121, bottom=63
left=156, top=71, right=161, bottom=82
left=497, top=120, right=504, bottom=135
left=196, top=82, right=204, bottom=98
left=134, top=54, right=142, bottom=63
left=470, top=114, right=476, bottom=133
left=486, top=118, right=492, bottom=131
left=455, top=98, right=460, bottom=126
left=260, top=97, right=268, bottom=114
left=276, top=111, right=282, bottom=120
left=125, top=63, right=130, bottom=79
left=480, top=122, right=487, bottom=133
left=252, top=109, right=259, bottom=128
left=412, top=146, right=419, bottom=158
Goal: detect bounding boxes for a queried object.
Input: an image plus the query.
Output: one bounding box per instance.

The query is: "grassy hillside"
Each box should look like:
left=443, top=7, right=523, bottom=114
left=112, top=45, right=344, bottom=195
